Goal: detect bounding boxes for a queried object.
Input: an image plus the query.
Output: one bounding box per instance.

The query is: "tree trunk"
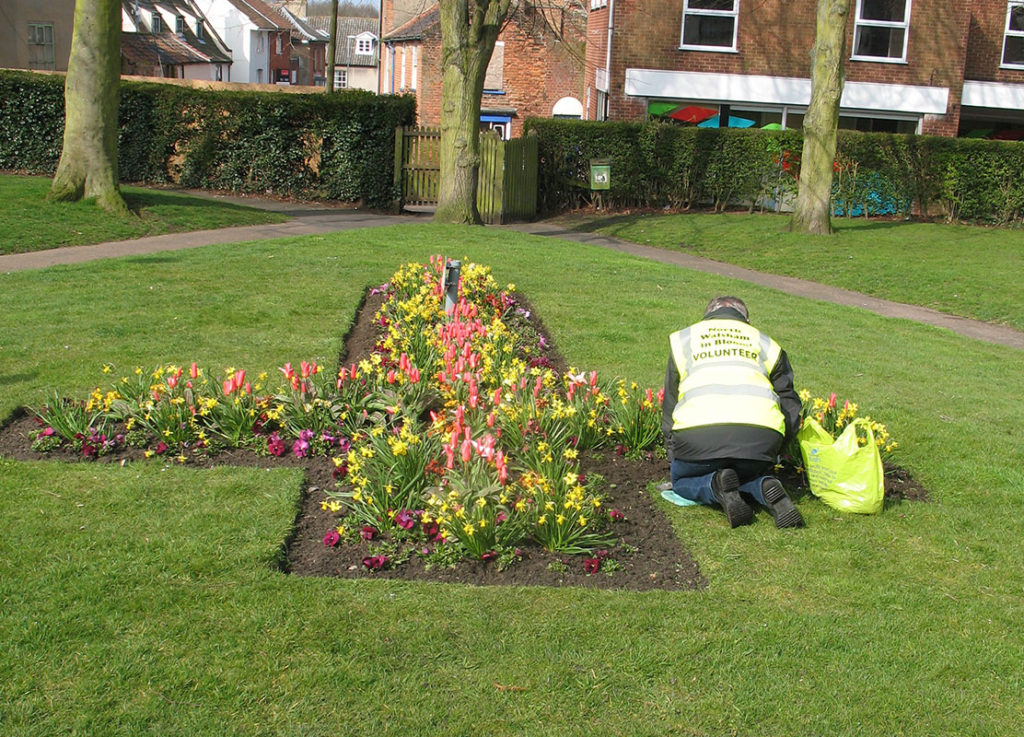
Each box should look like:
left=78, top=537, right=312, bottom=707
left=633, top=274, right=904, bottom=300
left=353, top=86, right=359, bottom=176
left=326, top=0, right=338, bottom=93
left=791, top=0, right=850, bottom=235
left=50, top=0, right=129, bottom=216
left=434, top=0, right=511, bottom=225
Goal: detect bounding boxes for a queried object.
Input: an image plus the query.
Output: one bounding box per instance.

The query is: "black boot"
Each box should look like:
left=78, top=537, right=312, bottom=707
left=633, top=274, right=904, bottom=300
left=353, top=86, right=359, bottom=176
left=761, top=477, right=804, bottom=528
left=711, top=468, right=753, bottom=528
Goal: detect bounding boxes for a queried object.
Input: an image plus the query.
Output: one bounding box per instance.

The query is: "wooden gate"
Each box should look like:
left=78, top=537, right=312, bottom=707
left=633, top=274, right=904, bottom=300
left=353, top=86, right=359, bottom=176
left=394, top=127, right=537, bottom=223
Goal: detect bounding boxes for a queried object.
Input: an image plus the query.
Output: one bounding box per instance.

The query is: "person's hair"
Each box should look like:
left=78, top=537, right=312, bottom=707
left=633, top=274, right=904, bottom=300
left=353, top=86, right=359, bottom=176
left=704, top=295, right=749, bottom=321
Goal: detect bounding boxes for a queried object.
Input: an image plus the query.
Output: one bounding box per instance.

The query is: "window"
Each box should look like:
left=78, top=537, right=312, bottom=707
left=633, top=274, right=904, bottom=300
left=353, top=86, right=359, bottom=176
left=400, top=47, right=407, bottom=90
left=334, top=68, right=348, bottom=89
left=1004, top=2, right=1024, bottom=67
left=151, top=12, right=162, bottom=33
left=852, top=0, right=911, bottom=62
left=276, top=33, right=282, bottom=55
left=680, top=0, right=738, bottom=51
left=27, top=23, right=55, bottom=70
left=590, top=0, right=608, bottom=9
left=197, top=21, right=205, bottom=41
left=176, top=15, right=184, bottom=35
left=356, top=37, right=372, bottom=55
left=411, top=46, right=418, bottom=90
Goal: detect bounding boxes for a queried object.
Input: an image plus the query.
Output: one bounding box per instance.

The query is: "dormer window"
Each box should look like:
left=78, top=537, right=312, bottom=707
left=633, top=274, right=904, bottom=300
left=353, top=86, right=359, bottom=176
left=151, top=12, right=162, bottom=33
left=176, top=15, right=185, bottom=35
left=356, top=37, right=373, bottom=55
left=197, top=21, right=205, bottom=41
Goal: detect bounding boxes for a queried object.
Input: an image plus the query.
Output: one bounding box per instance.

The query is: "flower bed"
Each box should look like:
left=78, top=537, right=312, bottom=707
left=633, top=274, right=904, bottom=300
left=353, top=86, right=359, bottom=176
left=5, top=256, right=923, bottom=587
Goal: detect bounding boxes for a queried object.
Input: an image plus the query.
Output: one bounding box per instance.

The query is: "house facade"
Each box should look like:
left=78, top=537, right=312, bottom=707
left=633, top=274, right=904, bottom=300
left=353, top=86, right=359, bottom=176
left=0, top=0, right=78, bottom=72
left=587, top=0, right=1024, bottom=138
left=269, top=1, right=329, bottom=86
left=380, top=0, right=586, bottom=138
left=307, top=16, right=380, bottom=92
left=192, top=0, right=293, bottom=84
left=120, top=0, right=233, bottom=81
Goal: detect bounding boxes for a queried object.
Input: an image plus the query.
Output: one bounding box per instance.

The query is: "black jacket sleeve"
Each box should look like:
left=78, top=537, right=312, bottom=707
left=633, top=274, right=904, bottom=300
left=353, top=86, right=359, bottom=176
left=662, top=352, right=678, bottom=464
left=770, top=349, right=801, bottom=441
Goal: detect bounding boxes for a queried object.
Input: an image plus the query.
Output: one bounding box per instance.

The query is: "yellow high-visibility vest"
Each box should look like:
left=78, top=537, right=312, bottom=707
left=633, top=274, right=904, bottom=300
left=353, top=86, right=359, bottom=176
left=669, top=318, right=786, bottom=435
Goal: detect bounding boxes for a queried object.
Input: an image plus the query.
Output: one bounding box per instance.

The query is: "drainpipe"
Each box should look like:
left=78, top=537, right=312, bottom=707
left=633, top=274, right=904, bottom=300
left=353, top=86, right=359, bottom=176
left=604, top=0, right=614, bottom=120
left=387, top=42, right=396, bottom=93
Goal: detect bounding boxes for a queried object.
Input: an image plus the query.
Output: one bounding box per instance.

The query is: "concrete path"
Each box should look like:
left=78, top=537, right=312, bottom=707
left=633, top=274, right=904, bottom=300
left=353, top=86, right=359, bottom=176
left=2, top=193, right=1021, bottom=351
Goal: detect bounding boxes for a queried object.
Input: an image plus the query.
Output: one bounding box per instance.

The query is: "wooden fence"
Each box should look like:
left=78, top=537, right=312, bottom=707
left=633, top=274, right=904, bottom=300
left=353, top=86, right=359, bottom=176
left=394, top=127, right=537, bottom=223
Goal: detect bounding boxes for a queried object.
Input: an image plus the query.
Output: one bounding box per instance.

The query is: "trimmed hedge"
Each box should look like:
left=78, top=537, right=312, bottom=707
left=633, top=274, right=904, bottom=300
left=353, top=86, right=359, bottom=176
left=0, top=70, right=416, bottom=208
left=524, top=118, right=1024, bottom=224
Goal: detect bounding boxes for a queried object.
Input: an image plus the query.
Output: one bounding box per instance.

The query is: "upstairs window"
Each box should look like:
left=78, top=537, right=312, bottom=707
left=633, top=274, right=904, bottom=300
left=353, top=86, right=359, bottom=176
left=356, top=37, right=373, bottom=55
left=197, top=21, right=205, bottom=41
left=1003, top=2, right=1024, bottom=67
left=852, top=0, right=911, bottom=62
left=176, top=15, right=185, bottom=35
left=27, top=23, right=55, bottom=70
left=680, top=0, right=738, bottom=51
left=151, top=12, right=162, bottom=33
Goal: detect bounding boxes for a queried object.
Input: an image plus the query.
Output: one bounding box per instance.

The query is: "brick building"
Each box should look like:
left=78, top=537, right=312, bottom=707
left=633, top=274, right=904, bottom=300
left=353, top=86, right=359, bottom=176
left=380, top=0, right=587, bottom=138
left=586, top=0, right=1024, bottom=138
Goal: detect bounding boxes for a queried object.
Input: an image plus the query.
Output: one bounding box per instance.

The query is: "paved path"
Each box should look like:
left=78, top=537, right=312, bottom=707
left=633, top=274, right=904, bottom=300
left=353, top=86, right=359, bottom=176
left=2, top=193, right=1021, bottom=351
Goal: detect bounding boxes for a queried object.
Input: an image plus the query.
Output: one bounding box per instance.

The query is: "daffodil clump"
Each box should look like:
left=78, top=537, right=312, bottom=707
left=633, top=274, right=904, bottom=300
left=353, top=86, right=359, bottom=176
left=798, top=389, right=898, bottom=457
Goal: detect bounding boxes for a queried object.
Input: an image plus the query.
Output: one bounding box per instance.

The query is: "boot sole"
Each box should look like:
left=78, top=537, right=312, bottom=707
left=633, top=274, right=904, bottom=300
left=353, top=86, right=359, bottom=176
left=712, top=470, right=753, bottom=528
left=763, top=481, right=804, bottom=529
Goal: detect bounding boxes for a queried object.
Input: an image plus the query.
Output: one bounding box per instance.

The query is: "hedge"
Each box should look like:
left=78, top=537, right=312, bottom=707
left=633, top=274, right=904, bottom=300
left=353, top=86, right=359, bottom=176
left=523, top=118, right=1024, bottom=224
left=0, top=70, right=416, bottom=209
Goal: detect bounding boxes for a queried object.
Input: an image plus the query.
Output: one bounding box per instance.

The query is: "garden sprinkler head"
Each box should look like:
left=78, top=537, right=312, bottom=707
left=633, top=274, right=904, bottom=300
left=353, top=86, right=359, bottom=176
left=444, top=259, right=461, bottom=312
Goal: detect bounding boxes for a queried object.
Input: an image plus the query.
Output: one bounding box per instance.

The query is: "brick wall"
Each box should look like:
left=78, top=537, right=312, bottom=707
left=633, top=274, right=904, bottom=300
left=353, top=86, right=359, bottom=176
left=591, top=0, right=972, bottom=134
left=965, top=1, right=1024, bottom=84
left=386, top=2, right=585, bottom=137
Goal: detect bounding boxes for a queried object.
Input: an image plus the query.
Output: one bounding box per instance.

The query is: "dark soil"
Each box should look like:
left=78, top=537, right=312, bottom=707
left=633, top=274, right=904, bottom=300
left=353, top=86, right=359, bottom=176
left=0, top=290, right=928, bottom=592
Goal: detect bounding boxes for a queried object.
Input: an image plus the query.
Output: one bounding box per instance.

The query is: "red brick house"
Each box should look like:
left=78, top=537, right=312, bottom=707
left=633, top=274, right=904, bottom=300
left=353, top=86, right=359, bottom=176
left=380, top=0, right=587, bottom=138
left=586, top=0, right=1024, bottom=138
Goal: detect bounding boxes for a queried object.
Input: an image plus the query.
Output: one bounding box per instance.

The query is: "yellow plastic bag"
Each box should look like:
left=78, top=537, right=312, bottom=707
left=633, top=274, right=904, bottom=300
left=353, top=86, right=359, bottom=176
left=797, top=417, right=884, bottom=514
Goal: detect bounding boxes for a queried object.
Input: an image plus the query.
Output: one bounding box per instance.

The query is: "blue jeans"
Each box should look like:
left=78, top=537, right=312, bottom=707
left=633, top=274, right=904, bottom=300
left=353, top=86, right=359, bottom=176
left=671, top=459, right=773, bottom=506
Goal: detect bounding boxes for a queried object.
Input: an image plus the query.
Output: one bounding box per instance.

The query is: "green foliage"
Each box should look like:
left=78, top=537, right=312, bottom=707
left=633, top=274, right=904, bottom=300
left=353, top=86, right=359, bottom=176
left=0, top=70, right=415, bottom=208
left=525, top=116, right=1024, bottom=224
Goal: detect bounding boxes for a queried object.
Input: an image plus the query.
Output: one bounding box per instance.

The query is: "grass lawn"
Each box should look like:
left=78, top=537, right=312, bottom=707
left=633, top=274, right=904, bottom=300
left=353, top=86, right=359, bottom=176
left=0, top=174, right=288, bottom=255
left=567, top=211, right=1024, bottom=331
left=1, top=226, right=1022, bottom=736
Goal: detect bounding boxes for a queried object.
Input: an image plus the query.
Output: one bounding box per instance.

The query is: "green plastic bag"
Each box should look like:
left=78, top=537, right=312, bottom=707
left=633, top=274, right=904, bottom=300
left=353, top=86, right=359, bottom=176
left=797, top=417, right=884, bottom=514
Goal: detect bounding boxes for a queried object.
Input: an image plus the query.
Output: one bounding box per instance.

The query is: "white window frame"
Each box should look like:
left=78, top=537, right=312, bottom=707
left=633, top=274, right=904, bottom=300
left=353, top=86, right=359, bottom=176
left=400, top=46, right=407, bottom=90
left=851, top=0, right=911, bottom=63
left=590, top=0, right=608, bottom=9
left=411, top=46, right=418, bottom=90
left=680, top=0, right=739, bottom=52
left=334, top=68, right=348, bottom=89
left=1003, top=1, right=1024, bottom=68
left=27, top=23, right=55, bottom=70
left=356, top=37, right=372, bottom=55
left=152, top=12, right=162, bottom=33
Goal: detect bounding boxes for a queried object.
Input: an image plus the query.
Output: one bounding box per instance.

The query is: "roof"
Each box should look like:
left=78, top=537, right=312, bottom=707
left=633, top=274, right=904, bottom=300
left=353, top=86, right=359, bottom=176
left=308, top=16, right=380, bottom=65
left=383, top=4, right=439, bottom=42
left=222, top=0, right=291, bottom=30
left=121, top=31, right=230, bottom=66
left=274, top=5, right=327, bottom=42
left=121, top=0, right=233, bottom=64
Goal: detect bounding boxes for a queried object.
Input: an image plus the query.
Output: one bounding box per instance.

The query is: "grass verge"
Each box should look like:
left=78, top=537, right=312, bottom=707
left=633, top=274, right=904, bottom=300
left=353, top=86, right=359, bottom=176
left=565, top=210, right=1024, bottom=331
left=1, top=226, right=1022, bottom=736
left=0, top=174, right=288, bottom=254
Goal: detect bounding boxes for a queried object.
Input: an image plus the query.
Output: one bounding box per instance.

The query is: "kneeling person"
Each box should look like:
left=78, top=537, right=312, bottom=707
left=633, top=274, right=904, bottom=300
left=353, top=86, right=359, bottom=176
left=661, top=296, right=804, bottom=528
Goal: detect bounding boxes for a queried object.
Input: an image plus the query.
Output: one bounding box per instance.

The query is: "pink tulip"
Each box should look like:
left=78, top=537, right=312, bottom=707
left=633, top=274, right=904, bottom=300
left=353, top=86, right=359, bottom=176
left=461, top=438, right=472, bottom=463
left=222, top=378, right=234, bottom=395
left=233, top=370, right=245, bottom=392
left=190, top=362, right=199, bottom=380
left=279, top=363, right=294, bottom=379
left=167, top=374, right=178, bottom=389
